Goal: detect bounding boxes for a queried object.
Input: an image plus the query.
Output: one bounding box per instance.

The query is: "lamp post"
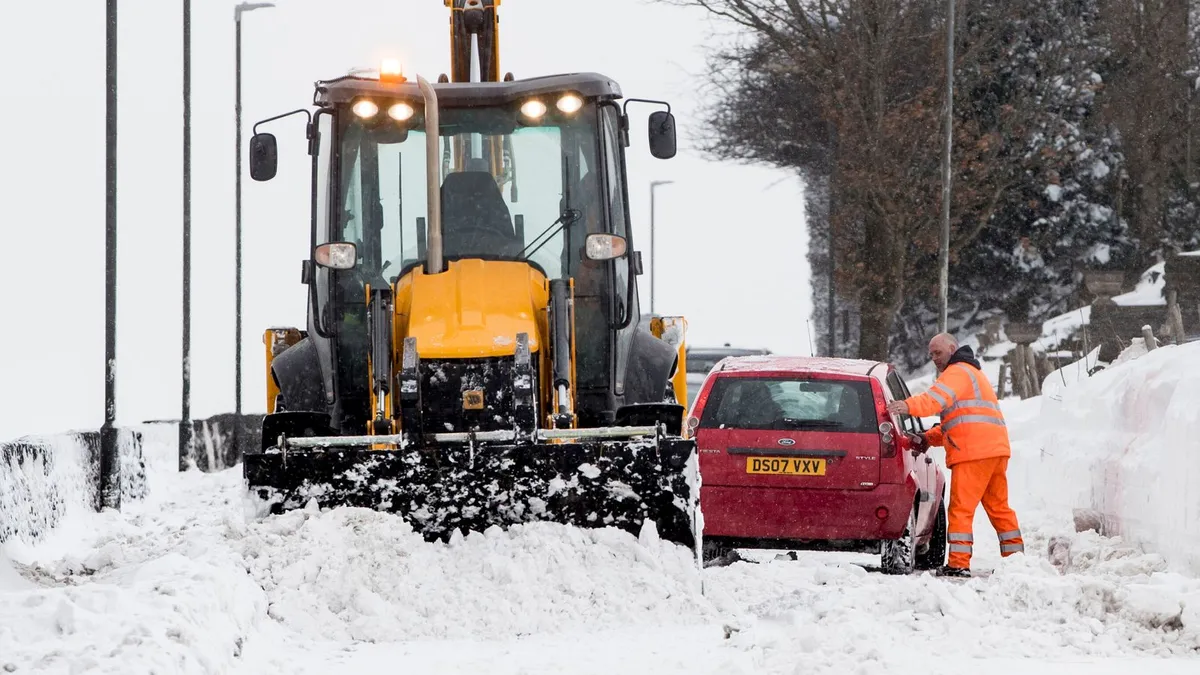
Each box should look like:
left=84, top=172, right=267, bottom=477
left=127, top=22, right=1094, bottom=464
left=234, top=2, right=274, bottom=455
left=181, top=0, right=193, bottom=469
left=102, top=0, right=118, bottom=508
left=649, top=180, right=673, bottom=315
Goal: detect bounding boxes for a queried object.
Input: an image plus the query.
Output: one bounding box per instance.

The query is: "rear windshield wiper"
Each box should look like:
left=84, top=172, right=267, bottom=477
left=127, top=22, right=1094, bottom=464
left=781, top=418, right=843, bottom=429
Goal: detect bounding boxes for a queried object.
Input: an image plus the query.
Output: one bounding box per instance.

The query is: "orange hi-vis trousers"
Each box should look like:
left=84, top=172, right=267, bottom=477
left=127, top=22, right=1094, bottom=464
left=947, top=456, right=1024, bottom=569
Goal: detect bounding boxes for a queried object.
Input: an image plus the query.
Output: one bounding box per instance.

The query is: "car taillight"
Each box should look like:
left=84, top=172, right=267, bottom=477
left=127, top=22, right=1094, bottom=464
left=878, top=422, right=898, bottom=458
left=871, top=379, right=898, bottom=458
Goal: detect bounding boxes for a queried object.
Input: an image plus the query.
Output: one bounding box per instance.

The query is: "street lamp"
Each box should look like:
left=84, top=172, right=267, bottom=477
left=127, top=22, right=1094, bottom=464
left=182, top=0, right=193, bottom=469
left=234, top=1, right=274, bottom=453
left=649, top=180, right=673, bottom=315
left=102, top=0, right=119, bottom=506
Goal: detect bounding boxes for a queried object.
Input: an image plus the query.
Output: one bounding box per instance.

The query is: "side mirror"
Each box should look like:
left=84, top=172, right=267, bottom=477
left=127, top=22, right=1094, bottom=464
left=314, top=242, right=357, bottom=270
left=249, top=133, right=278, bottom=182
left=647, top=110, right=677, bottom=159
left=584, top=233, right=628, bottom=261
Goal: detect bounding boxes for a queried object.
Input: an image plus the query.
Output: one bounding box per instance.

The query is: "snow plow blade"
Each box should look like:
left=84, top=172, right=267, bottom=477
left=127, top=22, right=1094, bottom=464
left=243, top=433, right=699, bottom=548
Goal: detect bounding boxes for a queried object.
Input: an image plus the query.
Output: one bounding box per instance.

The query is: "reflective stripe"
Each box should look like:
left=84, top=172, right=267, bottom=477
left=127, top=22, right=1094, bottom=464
left=956, top=364, right=983, bottom=399
left=944, top=399, right=1001, bottom=414
left=931, top=383, right=956, bottom=404
left=941, top=415, right=1007, bottom=433
left=928, top=389, right=949, bottom=408
left=1001, top=543, right=1025, bottom=554
left=997, top=529, right=1022, bottom=541
left=949, top=544, right=973, bottom=554
left=948, top=533, right=974, bottom=542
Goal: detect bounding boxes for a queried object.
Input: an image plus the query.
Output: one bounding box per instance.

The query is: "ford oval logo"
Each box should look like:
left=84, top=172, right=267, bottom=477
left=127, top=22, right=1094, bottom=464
left=778, top=438, right=796, bottom=446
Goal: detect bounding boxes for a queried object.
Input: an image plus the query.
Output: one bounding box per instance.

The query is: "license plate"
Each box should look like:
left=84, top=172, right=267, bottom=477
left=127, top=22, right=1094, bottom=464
left=746, top=456, right=827, bottom=476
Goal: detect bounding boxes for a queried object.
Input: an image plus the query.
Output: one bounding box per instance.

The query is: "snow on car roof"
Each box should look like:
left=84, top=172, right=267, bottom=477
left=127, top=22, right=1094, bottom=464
left=710, top=355, right=887, bottom=378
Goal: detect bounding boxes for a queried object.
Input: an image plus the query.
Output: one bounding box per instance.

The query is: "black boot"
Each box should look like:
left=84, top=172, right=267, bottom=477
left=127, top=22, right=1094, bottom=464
left=935, top=565, right=970, bottom=578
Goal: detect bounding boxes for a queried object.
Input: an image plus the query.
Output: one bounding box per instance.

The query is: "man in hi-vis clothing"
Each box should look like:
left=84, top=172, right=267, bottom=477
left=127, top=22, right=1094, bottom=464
left=887, top=332, right=1024, bottom=577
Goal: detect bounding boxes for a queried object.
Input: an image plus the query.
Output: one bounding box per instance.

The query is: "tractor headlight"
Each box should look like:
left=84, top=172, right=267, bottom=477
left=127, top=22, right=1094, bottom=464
left=315, top=242, right=358, bottom=270
left=388, top=102, right=415, bottom=121
left=584, top=233, right=628, bottom=261
left=556, top=93, right=583, bottom=114
left=352, top=100, right=379, bottom=118
left=520, top=99, right=547, bottom=119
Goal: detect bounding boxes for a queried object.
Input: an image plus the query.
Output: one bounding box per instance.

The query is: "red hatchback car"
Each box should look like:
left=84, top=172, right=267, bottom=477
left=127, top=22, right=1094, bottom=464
left=687, top=356, right=947, bottom=574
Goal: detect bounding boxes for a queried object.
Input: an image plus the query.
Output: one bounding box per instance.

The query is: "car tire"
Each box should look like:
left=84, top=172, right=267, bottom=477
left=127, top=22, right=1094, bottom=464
left=881, top=503, right=918, bottom=575
left=915, top=497, right=947, bottom=571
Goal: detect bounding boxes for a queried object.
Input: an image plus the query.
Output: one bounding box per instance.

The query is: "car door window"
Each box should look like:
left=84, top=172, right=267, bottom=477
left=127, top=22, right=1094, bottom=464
left=896, top=374, right=926, bottom=432
left=886, top=371, right=922, bottom=434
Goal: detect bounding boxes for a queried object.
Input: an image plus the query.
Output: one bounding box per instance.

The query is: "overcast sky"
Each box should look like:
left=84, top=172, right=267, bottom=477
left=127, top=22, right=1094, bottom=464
left=0, top=0, right=810, bottom=440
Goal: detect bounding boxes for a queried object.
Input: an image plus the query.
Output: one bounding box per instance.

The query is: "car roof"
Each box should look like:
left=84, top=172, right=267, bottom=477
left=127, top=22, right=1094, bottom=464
left=710, top=355, right=888, bottom=378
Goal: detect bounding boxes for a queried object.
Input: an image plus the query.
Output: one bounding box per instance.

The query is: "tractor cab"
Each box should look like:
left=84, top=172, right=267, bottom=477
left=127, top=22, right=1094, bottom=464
left=248, top=68, right=679, bottom=433
left=242, top=31, right=700, bottom=550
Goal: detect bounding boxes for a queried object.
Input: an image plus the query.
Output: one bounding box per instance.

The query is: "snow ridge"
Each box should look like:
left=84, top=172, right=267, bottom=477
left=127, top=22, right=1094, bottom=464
left=237, top=506, right=714, bottom=643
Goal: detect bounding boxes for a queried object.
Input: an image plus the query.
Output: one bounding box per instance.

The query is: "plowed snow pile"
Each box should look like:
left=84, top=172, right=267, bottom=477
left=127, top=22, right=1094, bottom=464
left=235, top=505, right=713, bottom=642
left=1011, top=341, right=1200, bottom=574
left=2, top=460, right=714, bottom=673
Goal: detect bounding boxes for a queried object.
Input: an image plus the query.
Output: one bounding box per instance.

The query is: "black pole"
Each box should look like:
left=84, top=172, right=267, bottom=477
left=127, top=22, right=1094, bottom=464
left=101, top=0, right=119, bottom=510
left=180, top=0, right=193, bottom=470
left=234, top=12, right=243, bottom=457
left=827, top=180, right=836, bottom=358
left=938, top=0, right=955, bottom=333
left=650, top=184, right=655, bottom=315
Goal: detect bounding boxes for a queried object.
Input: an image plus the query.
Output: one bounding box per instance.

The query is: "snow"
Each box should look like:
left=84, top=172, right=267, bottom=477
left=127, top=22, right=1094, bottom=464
left=4, top=368, right=1200, bottom=672
left=1014, top=341, right=1200, bottom=576
left=1, top=434, right=93, bottom=544
left=238, top=509, right=710, bottom=643
left=1113, top=261, right=1167, bottom=306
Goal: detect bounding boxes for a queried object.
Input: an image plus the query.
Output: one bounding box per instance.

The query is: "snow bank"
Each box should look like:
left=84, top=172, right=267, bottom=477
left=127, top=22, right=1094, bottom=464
left=1013, top=342, right=1200, bottom=575
left=0, top=428, right=146, bottom=544
left=0, top=551, right=264, bottom=674
left=1, top=468, right=264, bottom=674
left=237, top=506, right=714, bottom=643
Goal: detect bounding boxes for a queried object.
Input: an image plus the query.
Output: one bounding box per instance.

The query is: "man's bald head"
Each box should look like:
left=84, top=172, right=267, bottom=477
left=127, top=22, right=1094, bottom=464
left=928, top=332, right=958, bottom=372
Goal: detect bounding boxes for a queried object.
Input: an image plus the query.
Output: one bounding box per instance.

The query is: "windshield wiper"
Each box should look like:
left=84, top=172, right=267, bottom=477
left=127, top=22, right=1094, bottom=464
left=519, top=209, right=581, bottom=260
left=781, top=418, right=844, bottom=429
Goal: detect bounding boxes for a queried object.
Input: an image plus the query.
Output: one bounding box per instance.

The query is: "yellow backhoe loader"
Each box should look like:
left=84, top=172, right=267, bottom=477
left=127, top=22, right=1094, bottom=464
left=243, top=0, right=699, bottom=549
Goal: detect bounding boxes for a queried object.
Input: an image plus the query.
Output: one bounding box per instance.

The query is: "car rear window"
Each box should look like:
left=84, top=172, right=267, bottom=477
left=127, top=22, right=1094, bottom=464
left=698, top=376, right=879, bottom=433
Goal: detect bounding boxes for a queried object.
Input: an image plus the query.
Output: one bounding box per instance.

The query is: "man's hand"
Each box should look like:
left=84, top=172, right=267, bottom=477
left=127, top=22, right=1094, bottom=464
left=886, top=400, right=909, bottom=416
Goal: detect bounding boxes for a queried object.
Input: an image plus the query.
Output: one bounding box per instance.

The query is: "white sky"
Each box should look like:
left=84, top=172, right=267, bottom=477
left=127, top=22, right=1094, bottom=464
left=0, top=0, right=810, bottom=440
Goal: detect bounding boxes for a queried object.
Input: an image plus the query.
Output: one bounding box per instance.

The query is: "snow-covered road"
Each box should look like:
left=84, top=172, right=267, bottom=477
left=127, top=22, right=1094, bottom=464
left=4, top=419, right=1199, bottom=675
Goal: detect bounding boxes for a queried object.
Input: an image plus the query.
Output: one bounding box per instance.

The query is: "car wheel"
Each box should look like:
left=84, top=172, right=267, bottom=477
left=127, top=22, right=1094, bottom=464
left=915, top=497, right=947, bottom=571
left=881, top=503, right=918, bottom=575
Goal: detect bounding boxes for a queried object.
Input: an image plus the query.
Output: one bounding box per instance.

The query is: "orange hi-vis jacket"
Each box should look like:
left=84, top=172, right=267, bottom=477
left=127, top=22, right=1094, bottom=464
left=905, top=359, right=1010, bottom=467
